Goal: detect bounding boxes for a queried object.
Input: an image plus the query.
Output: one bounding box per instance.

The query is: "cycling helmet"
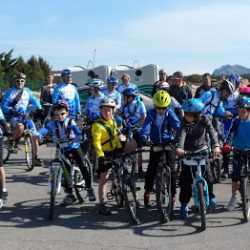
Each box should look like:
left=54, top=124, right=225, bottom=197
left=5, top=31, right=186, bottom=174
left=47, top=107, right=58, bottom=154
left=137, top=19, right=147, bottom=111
left=236, top=97, right=250, bottom=108
left=153, top=90, right=171, bottom=108
left=240, top=86, right=250, bottom=96
left=53, top=100, right=69, bottom=111
left=61, top=69, right=72, bottom=77
left=219, top=80, right=235, bottom=94
left=87, top=78, right=104, bottom=89
left=99, top=98, right=116, bottom=108
left=229, top=73, right=242, bottom=88
left=122, top=88, right=137, bottom=97
left=158, top=81, right=170, bottom=89
left=107, top=75, right=119, bottom=84
left=182, top=98, right=204, bottom=113
left=14, top=72, right=26, bottom=80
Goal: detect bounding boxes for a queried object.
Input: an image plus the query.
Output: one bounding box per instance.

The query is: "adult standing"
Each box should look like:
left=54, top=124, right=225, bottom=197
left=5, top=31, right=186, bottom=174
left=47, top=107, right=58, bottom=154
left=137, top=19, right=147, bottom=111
left=194, top=73, right=214, bottom=98
left=151, top=69, right=168, bottom=97
left=169, top=71, right=192, bottom=105
left=116, top=73, right=138, bottom=94
left=52, top=69, right=81, bottom=117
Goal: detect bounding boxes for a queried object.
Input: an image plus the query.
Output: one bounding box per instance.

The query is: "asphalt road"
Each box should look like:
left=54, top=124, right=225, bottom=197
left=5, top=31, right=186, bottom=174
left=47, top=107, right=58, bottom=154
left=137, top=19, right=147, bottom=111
left=0, top=145, right=250, bottom=250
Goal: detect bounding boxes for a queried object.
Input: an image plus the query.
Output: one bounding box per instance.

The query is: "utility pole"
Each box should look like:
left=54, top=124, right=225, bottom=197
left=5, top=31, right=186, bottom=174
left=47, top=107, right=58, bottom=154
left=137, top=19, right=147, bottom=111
left=93, top=49, right=96, bottom=68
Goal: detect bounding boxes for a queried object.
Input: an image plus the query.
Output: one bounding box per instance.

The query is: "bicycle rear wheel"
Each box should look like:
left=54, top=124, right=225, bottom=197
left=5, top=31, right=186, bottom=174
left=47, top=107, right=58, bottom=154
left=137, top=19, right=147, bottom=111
left=24, top=132, right=36, bottom=171
left=241, top=176, right=250, bottom=222
left=123, top=175, right=139, bottom=224
left=2, top=137, right=10, bottom=164
left=111, top=170, right=124, bottom=207
left=156, top=166, right=173, bottom=223
left=197, top=181, right=206, bottom=231
left=49, top=167, right=58, bottom=220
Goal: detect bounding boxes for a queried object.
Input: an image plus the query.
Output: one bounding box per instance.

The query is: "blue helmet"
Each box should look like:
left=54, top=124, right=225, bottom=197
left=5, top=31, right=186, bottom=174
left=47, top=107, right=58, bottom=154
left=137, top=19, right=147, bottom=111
left=61, top=69, right=72, bottom=77
left=123, top=88, right=137, bottom=97
left=107, top=75, right=119, bottom=84
left=229, top=74, right=242, bottom=88
left=182, top=98, right=204, bottom=113
left=236, top=97, right=250, bottom=108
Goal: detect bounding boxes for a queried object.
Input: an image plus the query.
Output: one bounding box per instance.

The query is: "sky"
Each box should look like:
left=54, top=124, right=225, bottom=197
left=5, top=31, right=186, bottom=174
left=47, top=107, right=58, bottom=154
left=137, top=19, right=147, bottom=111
left=1, top=0, right=250, bottom=75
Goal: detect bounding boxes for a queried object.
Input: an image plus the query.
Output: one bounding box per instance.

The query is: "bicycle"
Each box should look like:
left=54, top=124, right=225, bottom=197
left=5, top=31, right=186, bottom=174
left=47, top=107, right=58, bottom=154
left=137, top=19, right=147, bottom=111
left=150, top=143, right=175, bottom=223
left=182, top=150, right=210, bottom=231
left=234, top=149, right=250, bottom=222
left=2, top=117, right=36, bottom=171
left=107, top=148, right=145, bottom=224
left=44, top=136, right=92, bottom=220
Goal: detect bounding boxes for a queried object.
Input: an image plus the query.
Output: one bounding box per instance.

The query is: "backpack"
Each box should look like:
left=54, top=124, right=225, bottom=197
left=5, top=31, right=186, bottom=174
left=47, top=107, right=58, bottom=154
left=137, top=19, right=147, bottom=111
left=96, top=119, right=115, bottom=148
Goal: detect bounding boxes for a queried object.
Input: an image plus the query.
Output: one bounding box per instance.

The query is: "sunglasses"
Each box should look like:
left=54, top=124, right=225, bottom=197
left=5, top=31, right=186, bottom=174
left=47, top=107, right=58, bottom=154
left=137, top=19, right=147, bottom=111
left=16, top=79, right=25, bottom=83
left=55, top=112, right=66, bottom=117
left=156, top=107, right=167, bottom=110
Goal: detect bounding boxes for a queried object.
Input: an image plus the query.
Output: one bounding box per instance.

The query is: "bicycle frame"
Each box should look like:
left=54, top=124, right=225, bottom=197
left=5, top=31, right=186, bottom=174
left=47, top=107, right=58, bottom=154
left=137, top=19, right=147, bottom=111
left=183, top=153, right=209, bottom=207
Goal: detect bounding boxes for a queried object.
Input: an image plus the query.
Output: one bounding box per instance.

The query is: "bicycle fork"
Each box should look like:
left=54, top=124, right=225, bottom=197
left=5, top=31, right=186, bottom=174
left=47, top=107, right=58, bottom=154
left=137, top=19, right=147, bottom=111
left=48, top=160, right=62, bottom=195
left=193, top=177, right=209, bottom=207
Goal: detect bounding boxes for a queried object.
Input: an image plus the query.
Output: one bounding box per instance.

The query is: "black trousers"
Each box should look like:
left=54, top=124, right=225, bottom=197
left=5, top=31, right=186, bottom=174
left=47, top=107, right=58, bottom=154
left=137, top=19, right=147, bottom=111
left=144, top=149, right=176, bottom=195
left=63, top=147, right=91, bottom=193
left=179, top=157, right=215, bottom=205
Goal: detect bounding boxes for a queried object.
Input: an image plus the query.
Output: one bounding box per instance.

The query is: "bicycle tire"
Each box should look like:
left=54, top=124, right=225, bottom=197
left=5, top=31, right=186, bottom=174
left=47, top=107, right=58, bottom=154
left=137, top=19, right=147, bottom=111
left=197, top=181, right=206, bottom=231
left=241, top=176, right=250, bottom=222
left=49, top=167, right=58, bottom=220
left=111, top=169, right=124, bottom=207
left=24, top=132, right=36, bottom=171
left=213, top=158, right=221, bottom=183
left=156, top=166, right=173, bottom=223
left=123, top=175, right=139, bottom=224
left=73, top=166, right=85, bottom=203
left=2, top=137, right=10, bottom=164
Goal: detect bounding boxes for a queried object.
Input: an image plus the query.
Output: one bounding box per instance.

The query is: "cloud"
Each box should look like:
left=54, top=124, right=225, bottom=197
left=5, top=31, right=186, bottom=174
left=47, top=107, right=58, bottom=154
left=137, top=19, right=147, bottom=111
left=43, top=16, right=59, bottom=29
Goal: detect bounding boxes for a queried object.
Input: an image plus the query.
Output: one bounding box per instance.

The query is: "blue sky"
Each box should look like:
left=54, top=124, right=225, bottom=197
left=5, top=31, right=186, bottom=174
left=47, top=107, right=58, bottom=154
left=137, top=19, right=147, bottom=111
left=1, top=0, right=250, bottom=75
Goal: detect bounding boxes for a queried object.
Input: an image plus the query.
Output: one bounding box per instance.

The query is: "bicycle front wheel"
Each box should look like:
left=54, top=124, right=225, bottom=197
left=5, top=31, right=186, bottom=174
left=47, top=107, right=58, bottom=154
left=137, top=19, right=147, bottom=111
left=49, top=167, right=59, bottom=220
left=123, top=175, right=139, bottom=224
left=111, top=170, right=124, bottom=207
left=241, top=176, right=250, bottom=222
left=156, top=166, right=173, bottom=223
left=24, top=133, right=36, bottom=171
left=197, top=181, right=206, bottom=231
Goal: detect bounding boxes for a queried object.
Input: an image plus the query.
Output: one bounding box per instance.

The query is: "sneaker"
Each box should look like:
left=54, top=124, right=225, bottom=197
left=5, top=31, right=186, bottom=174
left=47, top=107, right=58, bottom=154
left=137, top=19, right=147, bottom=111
left=60, top=194, right=76, bottom=206
left=209, top=198, right=216, bottom=208
left=144, top=191, right=151, bottom=207
left=227, top=196, right=238, bottom=211
left=87, top=188, right=96, bottom=202
left=98, top=203, right=112, bottom=216
left=180, top=204, right=189, bottom=219
left=34, top=158, right=44, bottom=166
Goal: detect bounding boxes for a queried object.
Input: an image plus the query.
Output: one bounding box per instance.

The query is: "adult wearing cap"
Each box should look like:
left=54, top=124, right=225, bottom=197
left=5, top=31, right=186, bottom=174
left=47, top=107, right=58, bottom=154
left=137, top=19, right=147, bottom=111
left=102, top=76, right=121, bottom=110
left=116, top=73, right=138, bottom=94
left=52, top=69, right=81, bottom=117
left=2, top=72, right=44, bottom=165
left=91, top=98, right=123, bottom=215
left=169, top=71, right=192, bottom=105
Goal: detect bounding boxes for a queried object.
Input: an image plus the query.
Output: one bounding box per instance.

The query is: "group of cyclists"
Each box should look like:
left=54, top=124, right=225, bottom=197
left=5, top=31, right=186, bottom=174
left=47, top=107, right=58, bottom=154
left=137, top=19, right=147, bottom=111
left=0, top=68, right=250, bottom=222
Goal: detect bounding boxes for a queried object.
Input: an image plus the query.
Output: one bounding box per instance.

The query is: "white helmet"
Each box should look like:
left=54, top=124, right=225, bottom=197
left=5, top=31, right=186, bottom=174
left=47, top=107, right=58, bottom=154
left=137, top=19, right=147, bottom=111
left=99, top=98, right=116, bottom=108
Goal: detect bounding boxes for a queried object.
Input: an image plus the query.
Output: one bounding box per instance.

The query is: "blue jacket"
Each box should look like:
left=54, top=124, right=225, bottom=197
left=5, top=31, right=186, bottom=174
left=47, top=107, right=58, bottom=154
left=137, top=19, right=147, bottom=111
left=2, top=87, right=42, bottom=119
left=52, top=82, right=81, bottom=116
left=37, top=117, right=82, bottom=152
left=140, top=108, right=180, bottom=143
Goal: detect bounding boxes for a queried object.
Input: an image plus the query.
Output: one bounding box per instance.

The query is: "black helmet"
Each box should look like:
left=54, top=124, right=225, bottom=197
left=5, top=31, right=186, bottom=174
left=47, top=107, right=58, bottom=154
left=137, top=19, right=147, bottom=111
left=53, top=100, right=69, bottom=111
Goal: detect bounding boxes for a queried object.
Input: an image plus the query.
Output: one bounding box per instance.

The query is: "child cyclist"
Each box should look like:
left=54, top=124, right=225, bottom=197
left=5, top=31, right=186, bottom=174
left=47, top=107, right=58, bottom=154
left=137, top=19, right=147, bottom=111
left=223, top=97, right=250, bottom=211
left=36, top=100, right=96, bottom=205
left=91, top=98, right=123, bottom=215
left=138, top=90, right=180, bottom=206
left=175, top=98, right=221, bottom=219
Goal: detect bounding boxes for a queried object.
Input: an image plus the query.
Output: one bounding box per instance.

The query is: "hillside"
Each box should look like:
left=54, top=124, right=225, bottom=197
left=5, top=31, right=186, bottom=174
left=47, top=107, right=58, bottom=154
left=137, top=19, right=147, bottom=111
left=213, top=64, right=250, bottom=76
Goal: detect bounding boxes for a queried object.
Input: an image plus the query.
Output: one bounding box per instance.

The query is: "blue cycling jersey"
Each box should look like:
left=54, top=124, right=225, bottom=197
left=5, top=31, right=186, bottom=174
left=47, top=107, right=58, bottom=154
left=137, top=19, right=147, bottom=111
left=116, top=83, right=138, bottom=94
left=37, top=117, right=82, bottom=152
left=52, top=82, right=81, bottom=116
left=102, top=88, right=121, bottom=105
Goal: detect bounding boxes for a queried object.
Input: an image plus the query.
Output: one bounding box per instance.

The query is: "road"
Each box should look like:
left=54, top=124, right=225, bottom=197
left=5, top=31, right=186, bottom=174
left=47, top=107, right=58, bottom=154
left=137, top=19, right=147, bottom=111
left=0, top=145, right=250, bottom=250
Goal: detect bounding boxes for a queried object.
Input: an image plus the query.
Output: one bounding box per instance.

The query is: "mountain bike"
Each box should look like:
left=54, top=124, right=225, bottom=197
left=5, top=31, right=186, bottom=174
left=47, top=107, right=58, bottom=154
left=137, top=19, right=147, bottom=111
left=183, top=150, right=210, bottom=231
left=2, top=124, right=36, bottom=171
left=44, top=137, right=92, bottom=220
left=151, top=143, right=175, bottom=223
left=236, top=149, right=250, bottom=222
left=107, top=149, right=145, bottom=224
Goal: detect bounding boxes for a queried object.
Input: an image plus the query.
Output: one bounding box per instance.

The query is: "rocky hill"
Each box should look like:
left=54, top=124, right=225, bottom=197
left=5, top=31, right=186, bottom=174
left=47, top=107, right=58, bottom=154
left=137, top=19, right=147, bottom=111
left=213, top=64, right=250, bottom=76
